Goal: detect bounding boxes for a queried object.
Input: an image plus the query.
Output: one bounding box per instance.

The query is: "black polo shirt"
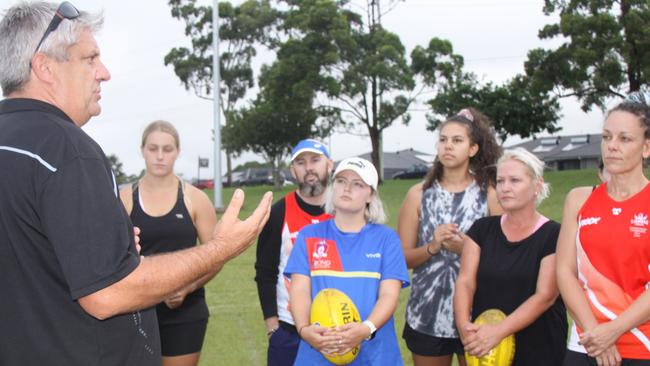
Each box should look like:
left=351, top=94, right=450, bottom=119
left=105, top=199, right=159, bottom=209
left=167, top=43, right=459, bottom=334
left=0, top=98, right=160, bottom=365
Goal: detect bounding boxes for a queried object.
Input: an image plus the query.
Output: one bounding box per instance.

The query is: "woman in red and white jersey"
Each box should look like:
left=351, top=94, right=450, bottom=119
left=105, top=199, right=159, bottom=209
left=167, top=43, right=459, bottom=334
left=557, top=97, right=650, bottom=366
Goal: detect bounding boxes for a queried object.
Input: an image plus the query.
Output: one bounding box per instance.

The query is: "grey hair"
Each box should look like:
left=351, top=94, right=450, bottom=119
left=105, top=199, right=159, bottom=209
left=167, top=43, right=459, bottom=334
left=324, top=185, right=388, bottom=224
left=0, top=2, right=103, bottom=96
left=498, top=147, right=550, bottom=206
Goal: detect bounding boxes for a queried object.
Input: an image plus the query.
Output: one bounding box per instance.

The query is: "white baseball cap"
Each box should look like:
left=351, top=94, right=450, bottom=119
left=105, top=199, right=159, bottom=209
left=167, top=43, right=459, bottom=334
left=333, top=157, right=378, bottom=190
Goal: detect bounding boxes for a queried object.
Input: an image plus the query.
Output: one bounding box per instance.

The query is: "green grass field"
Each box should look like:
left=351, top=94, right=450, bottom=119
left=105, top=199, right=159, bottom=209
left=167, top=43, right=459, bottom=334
left=196, top=169, right=602, bottom=366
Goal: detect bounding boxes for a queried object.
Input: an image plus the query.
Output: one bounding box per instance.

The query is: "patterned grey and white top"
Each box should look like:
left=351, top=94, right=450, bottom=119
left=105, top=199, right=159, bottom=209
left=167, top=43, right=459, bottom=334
left=405, top=180, right=488, bottom=338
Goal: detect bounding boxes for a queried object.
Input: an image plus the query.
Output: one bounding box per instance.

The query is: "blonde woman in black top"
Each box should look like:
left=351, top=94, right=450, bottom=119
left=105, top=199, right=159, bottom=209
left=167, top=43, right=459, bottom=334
left=120, top=120, right=219, bottom=366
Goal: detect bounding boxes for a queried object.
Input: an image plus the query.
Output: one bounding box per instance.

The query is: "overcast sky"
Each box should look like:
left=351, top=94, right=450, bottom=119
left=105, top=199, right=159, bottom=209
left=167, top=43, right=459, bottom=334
left=1, top=0, right=611, bottom=179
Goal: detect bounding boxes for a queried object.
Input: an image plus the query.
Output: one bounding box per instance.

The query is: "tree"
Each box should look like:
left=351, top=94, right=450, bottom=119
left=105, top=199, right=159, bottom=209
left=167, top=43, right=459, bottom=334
left=166, top=0, right=417, bottom=181
left=223, top=8, right=345, bottom=189
left=223, top=95, right=319, bottom=190
left=315, top=0, right=415, bottom=181
left=525, top=0, right=649, bottom=111
left=165, top=0, right=279, bottom=184
left=428, top=75, right=562, bottom=141
left=107, top=154, right=130, bottom=185
left=221, top=0, right=357, bottom=189
left=413, top=38, right=561, bottom=140
left=335, top=28, right=414, bottom=181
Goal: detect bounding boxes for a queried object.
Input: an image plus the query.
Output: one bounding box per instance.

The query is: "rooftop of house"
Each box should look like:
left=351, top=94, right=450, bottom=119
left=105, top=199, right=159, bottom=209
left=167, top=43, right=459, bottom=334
left=508, top=134, right=601, bottom=162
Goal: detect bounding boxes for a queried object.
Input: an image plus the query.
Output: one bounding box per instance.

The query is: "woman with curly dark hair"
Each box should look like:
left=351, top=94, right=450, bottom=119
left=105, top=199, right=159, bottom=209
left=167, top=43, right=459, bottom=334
left=398, top=108, right=503, bottom=366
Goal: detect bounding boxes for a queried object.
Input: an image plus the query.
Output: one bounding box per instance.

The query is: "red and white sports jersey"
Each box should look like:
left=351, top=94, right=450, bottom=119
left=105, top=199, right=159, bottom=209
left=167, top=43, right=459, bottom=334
left=575, top=183, right=650, bottom=358
left=276, top=192, right=332, bottom=324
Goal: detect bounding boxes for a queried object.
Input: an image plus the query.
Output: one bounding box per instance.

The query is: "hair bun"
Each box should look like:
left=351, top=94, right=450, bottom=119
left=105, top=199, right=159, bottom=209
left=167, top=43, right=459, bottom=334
left=625, top=86, right=650, bottom=106
left=457, top=108, right=474, bottom=122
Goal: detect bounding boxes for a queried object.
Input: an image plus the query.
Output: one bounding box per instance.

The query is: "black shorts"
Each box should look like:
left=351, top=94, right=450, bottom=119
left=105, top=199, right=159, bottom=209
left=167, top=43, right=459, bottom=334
left=563, top=350, right=650, bottom=366
left=159, top=319, right=208, bottom=357
left=402, top=322, right=463, bottom=357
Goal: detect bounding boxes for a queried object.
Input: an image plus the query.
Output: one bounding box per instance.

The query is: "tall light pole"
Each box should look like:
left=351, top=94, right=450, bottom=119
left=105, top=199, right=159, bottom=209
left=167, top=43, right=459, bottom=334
left=212, top=0, right=223, bottom=209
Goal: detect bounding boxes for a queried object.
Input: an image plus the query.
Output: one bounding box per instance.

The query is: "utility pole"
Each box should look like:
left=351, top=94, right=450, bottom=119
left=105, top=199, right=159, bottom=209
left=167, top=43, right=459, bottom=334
left=371, top=0, right=384, bottom=181
left=212, top=0, right=223, bottom=209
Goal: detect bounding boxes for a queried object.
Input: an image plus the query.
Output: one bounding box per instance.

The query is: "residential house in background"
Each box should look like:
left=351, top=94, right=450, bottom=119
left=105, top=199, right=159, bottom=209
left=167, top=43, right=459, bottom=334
left=355, top=148, right=434, bottom=179
left=509, top=134, right=601, bottom=170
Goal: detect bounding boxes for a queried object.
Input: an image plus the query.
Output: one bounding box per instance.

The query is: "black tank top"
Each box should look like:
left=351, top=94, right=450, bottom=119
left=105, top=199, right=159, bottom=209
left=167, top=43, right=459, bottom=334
left=131, top=181, right=209, bottom=324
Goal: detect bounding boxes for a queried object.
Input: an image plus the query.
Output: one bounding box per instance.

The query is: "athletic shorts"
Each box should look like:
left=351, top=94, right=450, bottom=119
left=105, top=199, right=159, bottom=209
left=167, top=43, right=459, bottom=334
left=563, top=350, right=650, bottom=366
left=160, top=319, right=208, bottom=357
left=402, top=322, right=464, bottom=357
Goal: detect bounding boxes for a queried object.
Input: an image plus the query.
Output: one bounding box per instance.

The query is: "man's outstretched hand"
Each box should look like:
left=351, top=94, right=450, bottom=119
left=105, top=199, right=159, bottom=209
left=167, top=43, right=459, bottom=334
left=211, top=189, right=273, bottom=261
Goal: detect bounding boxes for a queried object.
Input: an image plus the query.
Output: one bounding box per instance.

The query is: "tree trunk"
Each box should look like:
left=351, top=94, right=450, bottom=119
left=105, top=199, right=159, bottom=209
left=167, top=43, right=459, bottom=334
left=370, top=73, right=383, bottom=184
left=369, top=125, right=382, bottom=185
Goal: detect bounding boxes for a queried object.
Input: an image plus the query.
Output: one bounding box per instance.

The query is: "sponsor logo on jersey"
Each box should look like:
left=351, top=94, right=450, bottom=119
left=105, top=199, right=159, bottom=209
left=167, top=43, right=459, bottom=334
left=579, top=217, right=601, bottom=227
left=365, top=253, right=381, bottom=259
left=612, top=208, right=622, bottom=215
left=307, top=238, right=343, bottom=271
left=175, top=213, right=184, bottom=219
left=629, top=213, right=649, bottom=238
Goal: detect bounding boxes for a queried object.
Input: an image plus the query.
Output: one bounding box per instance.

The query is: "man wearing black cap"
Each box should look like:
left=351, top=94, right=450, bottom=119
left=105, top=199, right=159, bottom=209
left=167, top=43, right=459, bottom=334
left=255, top=139, right=334, bottom=366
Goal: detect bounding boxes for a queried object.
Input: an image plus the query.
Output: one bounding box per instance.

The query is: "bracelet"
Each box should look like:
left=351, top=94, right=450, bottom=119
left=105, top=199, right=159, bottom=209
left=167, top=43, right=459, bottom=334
left=266, top=327, right=279, bottom=337
left=426, top=244, right=437, bottom=256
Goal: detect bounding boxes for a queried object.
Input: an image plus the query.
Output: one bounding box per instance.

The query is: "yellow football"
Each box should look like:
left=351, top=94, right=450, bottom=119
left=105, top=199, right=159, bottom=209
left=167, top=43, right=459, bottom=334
left=465, top=309, right=515, bottom=366
left=310, top=288, right=362, bottom=365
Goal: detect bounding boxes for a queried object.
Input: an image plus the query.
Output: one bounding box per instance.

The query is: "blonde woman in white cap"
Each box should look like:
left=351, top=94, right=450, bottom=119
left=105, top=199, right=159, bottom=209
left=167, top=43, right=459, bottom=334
left=285, top=157, right=410, bottom=365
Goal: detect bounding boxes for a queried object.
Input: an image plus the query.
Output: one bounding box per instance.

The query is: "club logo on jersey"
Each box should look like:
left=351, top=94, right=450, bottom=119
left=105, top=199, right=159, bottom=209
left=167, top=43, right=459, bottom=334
left=312, top=240, right=328, bottom=259
left=613, top=208, right=622, bottom=215
left=307, top=238, right=343, bottom=271
left=631, top=213, right=649, bottom=227
left=579, top=217, right=601, bottom=227
left=630, top=213, right=649, bottom=238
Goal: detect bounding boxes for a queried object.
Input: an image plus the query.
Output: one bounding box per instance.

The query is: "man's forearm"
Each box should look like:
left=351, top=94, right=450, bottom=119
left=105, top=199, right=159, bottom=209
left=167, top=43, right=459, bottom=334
left=80, top=189, right=273, bottom=320
left=79, top=241, right=229, bottom=319
left=182, top=264, right=222, bottom=295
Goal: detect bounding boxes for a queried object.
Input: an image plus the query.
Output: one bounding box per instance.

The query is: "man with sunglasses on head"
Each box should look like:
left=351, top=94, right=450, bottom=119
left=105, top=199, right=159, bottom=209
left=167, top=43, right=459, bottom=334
left=0, top=2, right=272, bottom=366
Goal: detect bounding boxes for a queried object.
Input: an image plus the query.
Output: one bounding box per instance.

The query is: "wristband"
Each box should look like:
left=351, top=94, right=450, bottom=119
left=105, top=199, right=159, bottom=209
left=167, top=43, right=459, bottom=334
left=362, top=320, right=377, bottom=341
